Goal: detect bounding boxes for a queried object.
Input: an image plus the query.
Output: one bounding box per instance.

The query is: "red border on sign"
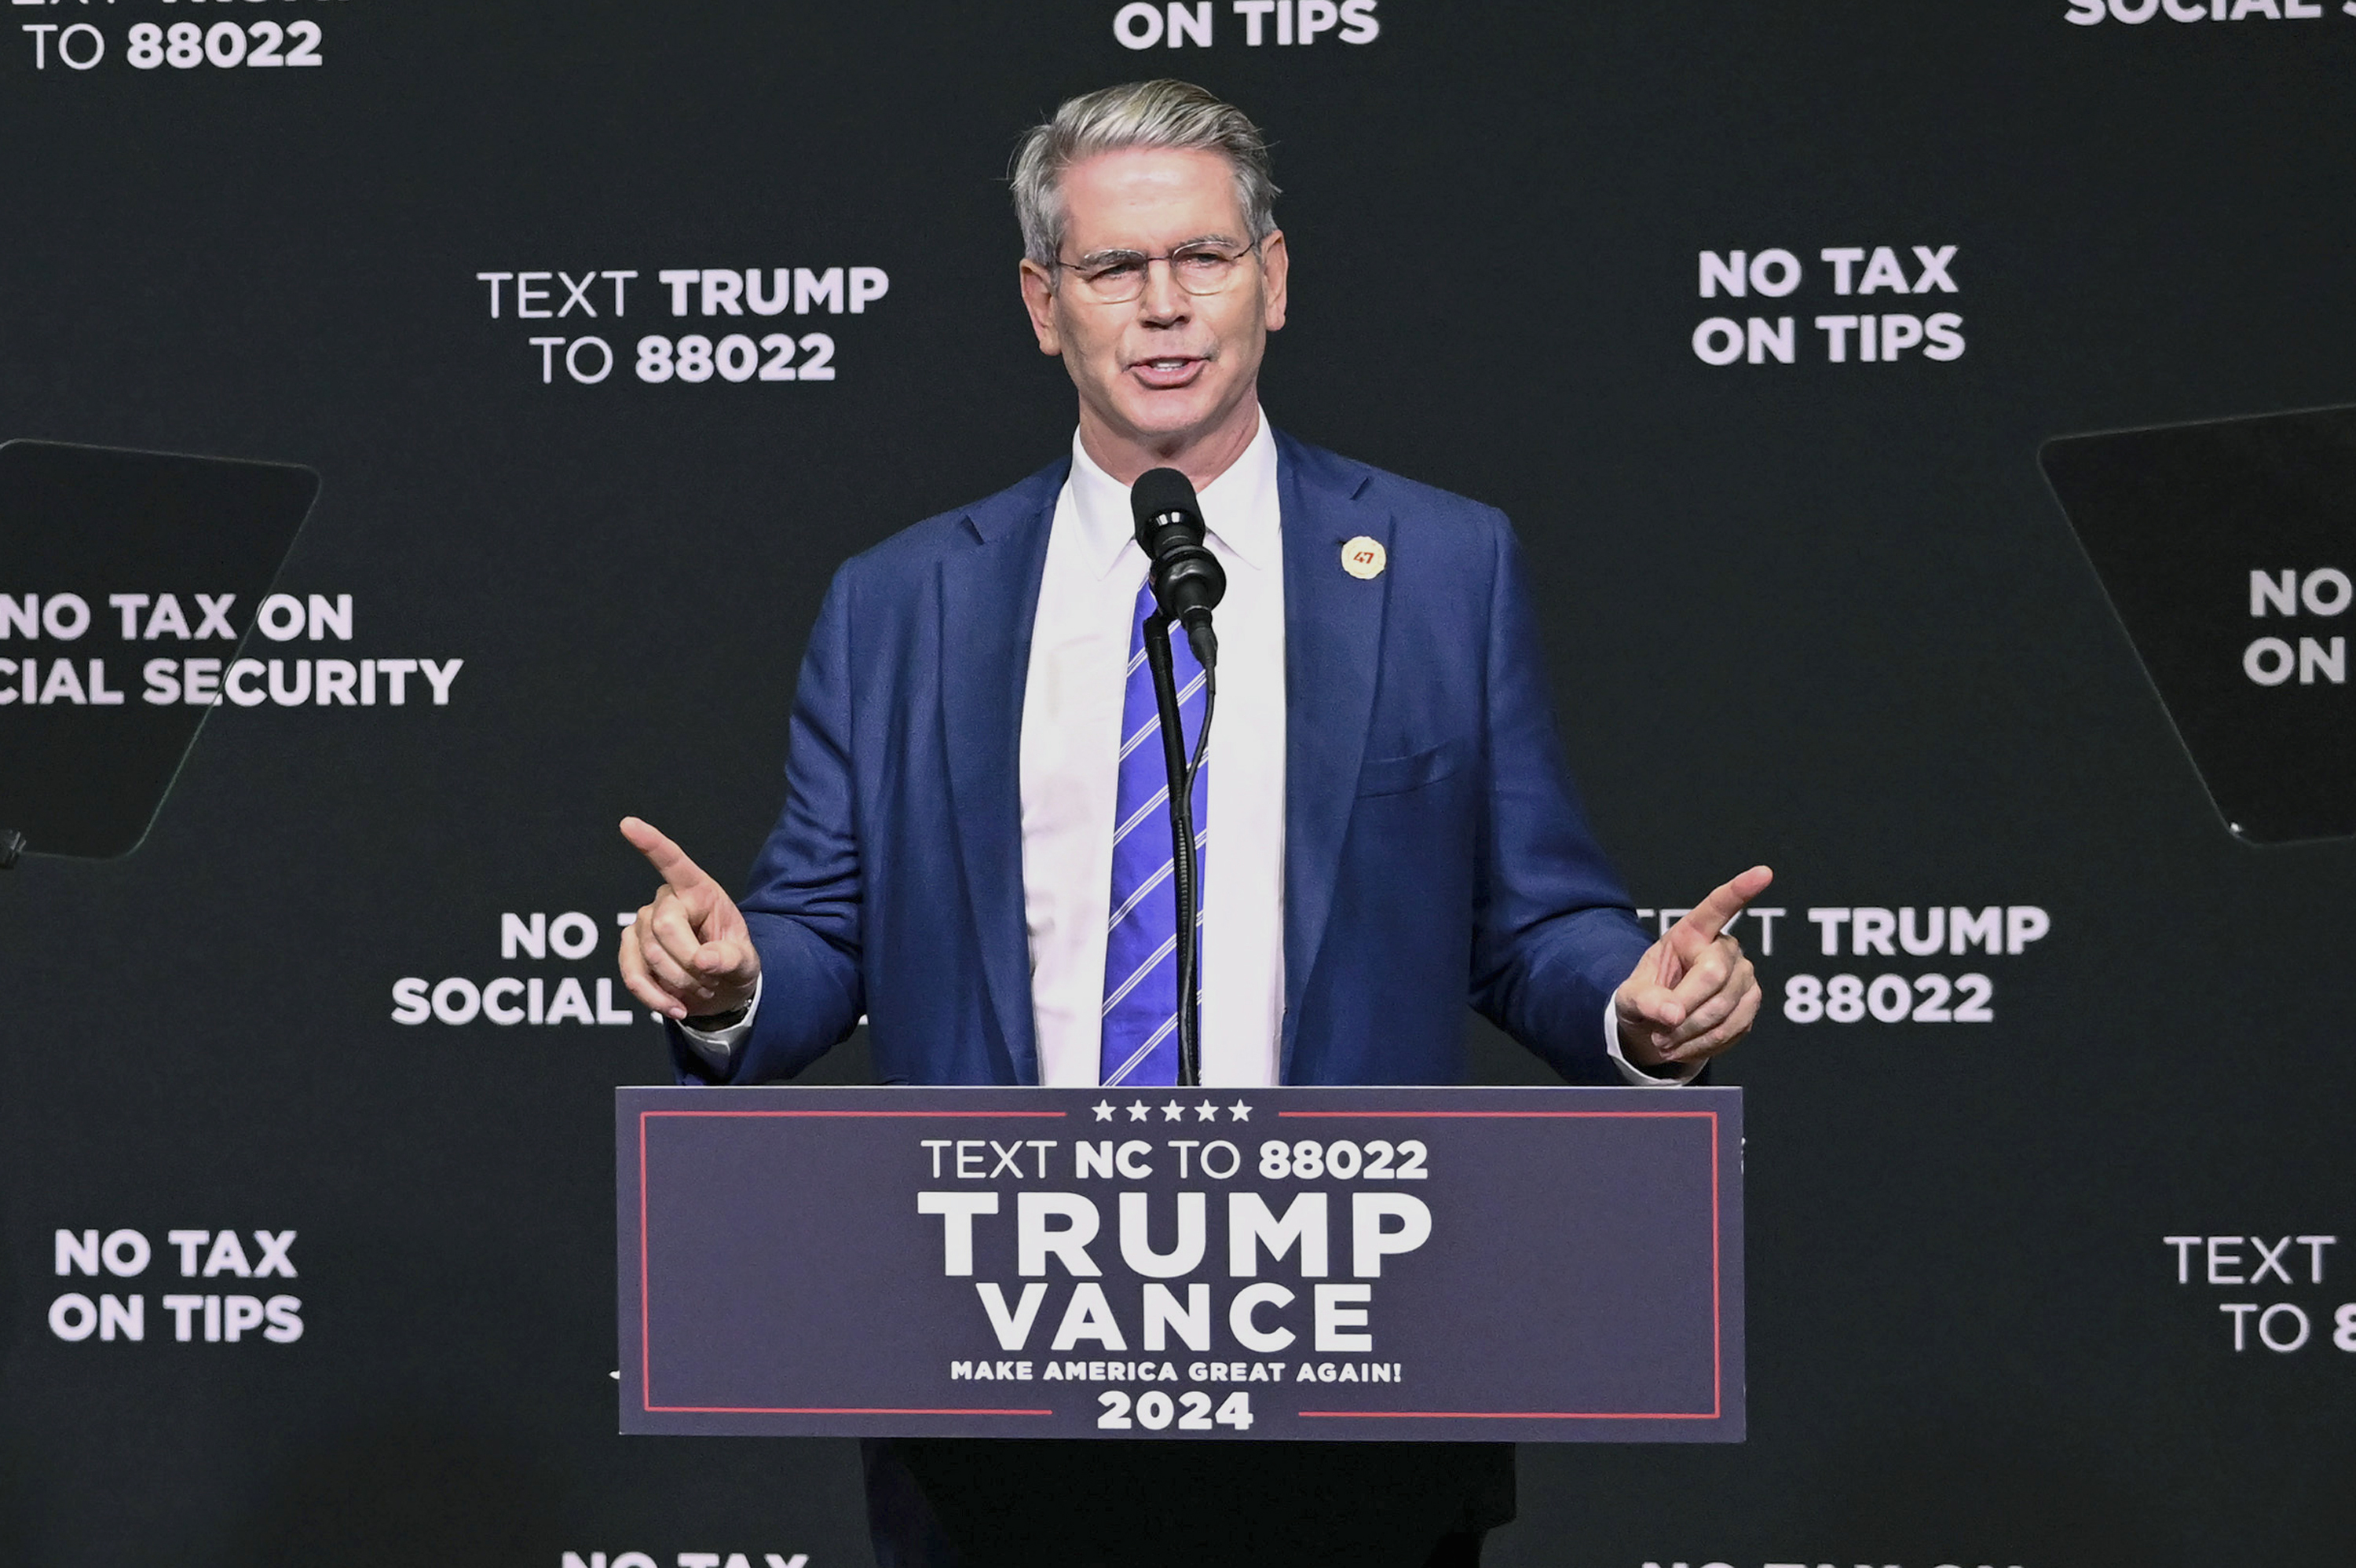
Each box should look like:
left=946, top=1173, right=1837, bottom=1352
left=1275, top=1109, right=1722, bottom=1423
left=635, top=1104, right=1728, bottom=1427
left=638, top=1109, right=1066, bottom=1417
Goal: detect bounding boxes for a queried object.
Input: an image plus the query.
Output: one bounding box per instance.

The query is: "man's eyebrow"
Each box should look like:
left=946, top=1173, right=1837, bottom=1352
left=1072, top=234, right=1245, bottom=265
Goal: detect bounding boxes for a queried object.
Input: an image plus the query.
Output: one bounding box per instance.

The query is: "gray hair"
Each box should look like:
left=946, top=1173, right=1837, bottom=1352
left=1011, top=80, right=1279, bottom=270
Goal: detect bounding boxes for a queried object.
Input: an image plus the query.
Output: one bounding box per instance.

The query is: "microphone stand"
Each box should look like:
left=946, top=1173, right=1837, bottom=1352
left=1140, top=613, right=1211, bottom=1087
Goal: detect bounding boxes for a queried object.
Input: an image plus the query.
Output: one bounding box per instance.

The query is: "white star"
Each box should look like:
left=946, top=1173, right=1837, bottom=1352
left=1230, top=1101, right=1252, bottom=1121
left=1162, top=1100, right=1187, bottom=1121
left=1092, top=1101, right=1115, bottom=1122
left=1195, top=1102, right=1220, bottom=1121
left=1128, top=1101, right=1151, bottom=1121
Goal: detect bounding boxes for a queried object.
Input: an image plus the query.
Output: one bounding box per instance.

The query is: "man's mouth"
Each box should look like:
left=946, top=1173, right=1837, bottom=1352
left=1129, top=354, right=1206, bottom=388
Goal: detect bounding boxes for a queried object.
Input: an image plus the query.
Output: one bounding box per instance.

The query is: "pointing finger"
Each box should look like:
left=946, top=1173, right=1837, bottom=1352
left=1670, top=865, right=1775, bottom=949
left=620, top=816, right=714, bottom=894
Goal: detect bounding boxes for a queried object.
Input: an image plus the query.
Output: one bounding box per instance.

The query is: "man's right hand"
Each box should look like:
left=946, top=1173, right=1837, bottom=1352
left=616, top=817, right=762, bottom=1023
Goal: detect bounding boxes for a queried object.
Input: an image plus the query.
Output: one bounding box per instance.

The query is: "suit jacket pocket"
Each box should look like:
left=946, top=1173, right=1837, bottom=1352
left=1355, top=737, right=1473, bottom=798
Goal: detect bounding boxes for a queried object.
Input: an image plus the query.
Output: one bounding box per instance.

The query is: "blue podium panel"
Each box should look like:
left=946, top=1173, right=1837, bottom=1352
left=617, top=1085, right=1743, bottom=1444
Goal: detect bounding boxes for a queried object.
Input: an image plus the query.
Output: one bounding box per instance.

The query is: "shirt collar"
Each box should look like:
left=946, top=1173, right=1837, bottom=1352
left=1066, top=408, right=1281, bottom=580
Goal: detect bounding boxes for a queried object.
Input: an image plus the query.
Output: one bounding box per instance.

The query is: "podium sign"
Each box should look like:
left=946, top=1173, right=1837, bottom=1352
left=617, top=1085, right=1743, bottom=1443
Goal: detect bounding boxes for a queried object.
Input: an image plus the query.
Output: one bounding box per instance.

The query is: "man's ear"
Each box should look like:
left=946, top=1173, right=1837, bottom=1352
left=1019, top=260, right=1064, bottom=357
left=1258, top=229, right=1289, bottom=333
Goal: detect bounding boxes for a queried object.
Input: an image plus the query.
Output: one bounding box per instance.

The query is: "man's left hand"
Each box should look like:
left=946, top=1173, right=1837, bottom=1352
left=1614, top=865, right=1774, bottom=1073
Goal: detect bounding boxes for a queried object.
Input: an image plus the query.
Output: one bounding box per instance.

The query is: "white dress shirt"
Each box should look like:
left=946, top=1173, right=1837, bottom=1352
left=1022, top=414, right=1288, bottom=1086
left=686, top=411, right=1688, bottom=1087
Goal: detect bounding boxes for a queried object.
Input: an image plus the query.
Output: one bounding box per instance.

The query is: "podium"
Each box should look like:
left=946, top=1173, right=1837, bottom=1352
left=617, top=1084, right=1742, bottom=1443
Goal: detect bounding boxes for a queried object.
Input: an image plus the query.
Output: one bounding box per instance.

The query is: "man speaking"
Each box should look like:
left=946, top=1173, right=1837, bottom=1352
left=617, top=81, right=1768, bottom=1568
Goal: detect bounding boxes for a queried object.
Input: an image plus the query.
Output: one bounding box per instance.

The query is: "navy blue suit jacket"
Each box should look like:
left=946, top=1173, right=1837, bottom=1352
left=675, top=430, right=1651, bottom=1088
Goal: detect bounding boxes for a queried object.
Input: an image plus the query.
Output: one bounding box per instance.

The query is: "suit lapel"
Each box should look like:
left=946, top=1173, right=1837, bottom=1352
left=938, top=466, right=1063, bottom=1084
left=1277, top=434, right=1390, bottom=1078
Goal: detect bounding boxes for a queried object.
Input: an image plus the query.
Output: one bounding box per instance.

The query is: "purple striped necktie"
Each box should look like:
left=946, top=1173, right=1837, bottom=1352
left=1099, top=579, right=1209, bottom=1088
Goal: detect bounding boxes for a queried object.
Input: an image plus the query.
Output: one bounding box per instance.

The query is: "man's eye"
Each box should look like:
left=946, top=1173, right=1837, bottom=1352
left=1089, top=261, right=1145, bottom=282
left=1173, top=252, right=1231, bottom=272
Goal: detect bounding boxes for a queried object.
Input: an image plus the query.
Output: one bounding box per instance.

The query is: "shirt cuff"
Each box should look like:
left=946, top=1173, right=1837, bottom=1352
left=678, top=971, right=761, bottom=1070
left=1604, top=996, right=1702, bottom=1085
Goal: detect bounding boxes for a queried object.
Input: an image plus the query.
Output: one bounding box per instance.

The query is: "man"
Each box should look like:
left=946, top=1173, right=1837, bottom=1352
left=617, top=81, right=1768, bottom=1568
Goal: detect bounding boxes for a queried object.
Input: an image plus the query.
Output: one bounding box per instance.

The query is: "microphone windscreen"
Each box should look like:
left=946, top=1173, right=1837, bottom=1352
left=1129, top=466, right=1202, bottom=548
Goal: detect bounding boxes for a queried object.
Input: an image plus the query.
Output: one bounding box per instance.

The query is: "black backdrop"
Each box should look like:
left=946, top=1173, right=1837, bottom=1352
left=5, top=4, right=2354, bottom=1565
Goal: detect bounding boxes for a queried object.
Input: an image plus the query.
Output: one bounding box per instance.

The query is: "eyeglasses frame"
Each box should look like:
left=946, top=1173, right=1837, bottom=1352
left=1048, top=237, right=1268, bottom=302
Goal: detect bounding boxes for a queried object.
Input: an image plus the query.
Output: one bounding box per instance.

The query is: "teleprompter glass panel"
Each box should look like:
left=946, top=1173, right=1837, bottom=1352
left=0, top=440, right=317, bottom=861
left=2043, top=406, right=2356, bottom=845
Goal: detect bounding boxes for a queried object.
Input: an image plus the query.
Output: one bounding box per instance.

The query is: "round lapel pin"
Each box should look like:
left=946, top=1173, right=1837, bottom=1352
left=1341, top=535, right=1386, bottom=580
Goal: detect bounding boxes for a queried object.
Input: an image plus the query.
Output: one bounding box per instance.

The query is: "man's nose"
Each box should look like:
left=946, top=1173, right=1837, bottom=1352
left=1134, top=258, right=1188, bottom=322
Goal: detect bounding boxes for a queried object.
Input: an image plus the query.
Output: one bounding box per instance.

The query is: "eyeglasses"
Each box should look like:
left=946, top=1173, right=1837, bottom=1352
left=1052, top=239, right=1263, bottom=304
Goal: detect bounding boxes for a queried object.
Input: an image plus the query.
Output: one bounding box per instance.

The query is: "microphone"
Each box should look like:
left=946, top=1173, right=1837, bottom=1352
left=1129, top=467, right=1225, bottom=671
